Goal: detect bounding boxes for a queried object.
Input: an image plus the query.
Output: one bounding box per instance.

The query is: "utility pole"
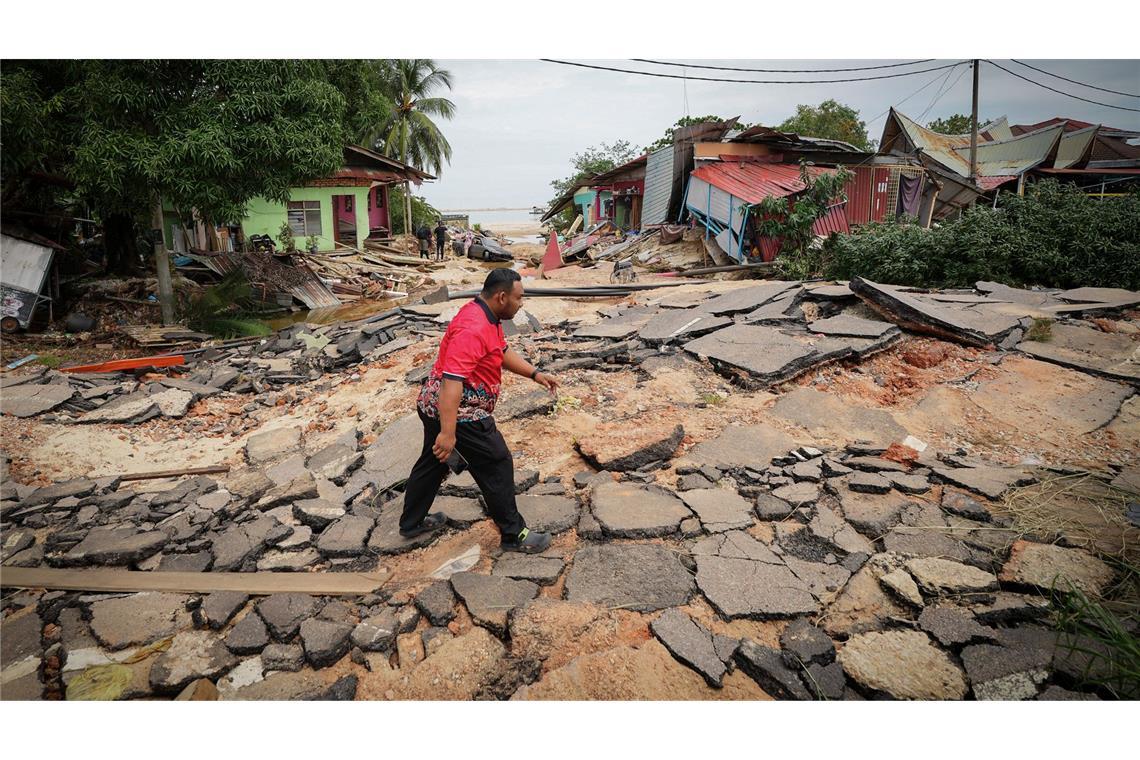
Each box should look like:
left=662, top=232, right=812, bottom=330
left=969, top=59, right=980, bottom=183
left=150, top=196, right=175, bottom=326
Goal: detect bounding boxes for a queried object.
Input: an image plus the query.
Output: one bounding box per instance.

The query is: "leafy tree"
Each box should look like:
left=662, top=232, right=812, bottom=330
left=1, top=60, right=389, bottom=274
left=388, top=186, right=442, bottom=237
left=777, top=100, right=874, bottom=150
left=549, top=140, right=640, bottom=202
left=373, top=59, right=455, bottom=236
left=926, top=113, right=991, bottom=135
left=754, top=161, right=853, bottom=279
left=646, top=115, right=727, bottom=152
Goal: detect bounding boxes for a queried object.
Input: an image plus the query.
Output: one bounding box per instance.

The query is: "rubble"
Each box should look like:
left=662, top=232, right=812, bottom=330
left=998, top=540, right=1116, bottom=596
left=565, top=544, right=693, bottom=612
left=839, top=630, right=968, bottom=700
left=589, top=481, right=692, bottom=538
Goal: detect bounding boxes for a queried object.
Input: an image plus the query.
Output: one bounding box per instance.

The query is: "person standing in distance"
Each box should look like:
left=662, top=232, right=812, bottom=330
left=399, top=268, right=559, bottom=553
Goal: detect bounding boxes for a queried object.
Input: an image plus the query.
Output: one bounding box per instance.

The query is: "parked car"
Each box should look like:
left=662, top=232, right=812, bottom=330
left=453, top=234, right=513, bottom=262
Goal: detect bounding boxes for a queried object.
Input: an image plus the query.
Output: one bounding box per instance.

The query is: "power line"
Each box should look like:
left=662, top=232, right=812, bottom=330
left=985, top=60, right=1140, bottom=113
left=1010, top=60, right=1139, bottom=99
left=865, top=62, right=968, bottom=128
left=631, top=59, right=936, bottom=74
left=540, top=59, right=969, bottom=85
left=917, top=63, right=971, bottom=123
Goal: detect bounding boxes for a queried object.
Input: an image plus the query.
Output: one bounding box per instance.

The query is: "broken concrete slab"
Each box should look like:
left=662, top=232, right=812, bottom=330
left=314, top=515, right=374, bottom=558
left=575, top=423, right=684, bottom=472
left=350, top=414, right=426, bottom=496
left=638, top=309, right=733, bottom=345
left=515, top=494, right=579, bottom=534
left=681, top=424, right=796, bottom=472
left=998, top=540, right=1116, bottom=596
left=684, top=324, right=855, bottom=387
left=414, top=581, right=457, bottom=625
left=905, top=557, right=998, bottom=594
left=754, top=492, right=796, bottom=520
left=679, top=488, right=755, bottom=533
left=734, top=639, right=811, bottom=700
left=256, top=548, right=321, bottom=572
left=651, top=608, right=728, bottom=688
left=450, top=572, right=539, bottom=635
left=839, top=630, right=967, bottom=700
left=351, top=610, right=399, bottom=652
left=822, top=559, right=914, bottom=638
left=495, top=389, right=556, bottom=421
left=63, top=526, right=168, bottom=567
left=428, top=495, right=485, bottom=526
left=305, top=444, right=363, bottom=485
left=808, top=314, right=899, bottom=339
left=202, top=592, right=249, bottom=630
left=918, top=606, right=998, bottom=648
left=245, top=426, right=303, bottom=464
left=931, top=465, right=1035, bottom=500
left=589, top=481, right=691, bottom=538
left=1056, top=286, right=1140, bottom=306
left=88, top=592, right=193, bottom=649
left=770, top=387, right=907, bottom=447
left=150, top=630, right=238, bottom=693
left=292, top=499, right=347, bottom=531
left=779, top=619, right=836, bottom=667
left=565, top=544, right=693, bottom=612
left=847, top=471, right=893, bottom=494
left=782, top=555, right=852, bottom=603
left=696, top=553, right=818, bottom=619
left=298, top=618, right=353, bottom=669
left=836, top=488, right=910, bottom=537
left=851, top=277, right=1025, bottom=347
left=224, top=611, right=270, bottom=655
left=702, top=281, right=800, bottom=316
left=1, top=383, right=75, bottom=418
left=257, top=593, right=322, bottom=641
left=808, top=501, right=875, bottom=556
left=879, top=568, right=924, bottom=608
left=492, top=554, right=565, bottom=586
left=1017, top=323, right=1140, bottom=385
left=887, top=472, right=931, bottom=494
left=24, top=478, right=98, bottom=507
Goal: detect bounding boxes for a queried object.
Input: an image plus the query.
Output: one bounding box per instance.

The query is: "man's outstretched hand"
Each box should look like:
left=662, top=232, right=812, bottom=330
left=534, top=372, right=560, bottom=395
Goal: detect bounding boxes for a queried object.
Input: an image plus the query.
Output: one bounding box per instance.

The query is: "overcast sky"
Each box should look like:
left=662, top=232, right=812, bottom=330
left=422, top=59, right=1140, bottom=211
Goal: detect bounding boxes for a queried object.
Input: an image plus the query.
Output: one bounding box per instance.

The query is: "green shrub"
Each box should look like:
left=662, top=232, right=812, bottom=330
left=819, top=180, right=1140, bottom=289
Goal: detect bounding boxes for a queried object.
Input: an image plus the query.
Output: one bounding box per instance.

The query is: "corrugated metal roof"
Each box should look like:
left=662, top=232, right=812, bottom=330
left=689, top=161, right=833, bottom=205
left=884, top=110, right=972, bottom=175
left=641, top=146, right=675, bottom=225
left=953, top=124, right=1064, bottom=176
left=186, top=251, right=341, bottom=309
left=1054, top=125, right=1099, bottom=169
left=980, top=116, right=1013, bottom=141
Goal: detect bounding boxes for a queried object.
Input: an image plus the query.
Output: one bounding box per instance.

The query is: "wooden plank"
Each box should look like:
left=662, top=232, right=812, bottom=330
left=118, top=465, right=231, bottom=482
left=0, top=567, right=390, bottom=597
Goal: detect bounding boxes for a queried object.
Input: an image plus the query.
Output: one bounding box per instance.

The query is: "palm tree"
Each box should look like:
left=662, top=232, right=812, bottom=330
left=375, top=59, right=455, bottom=235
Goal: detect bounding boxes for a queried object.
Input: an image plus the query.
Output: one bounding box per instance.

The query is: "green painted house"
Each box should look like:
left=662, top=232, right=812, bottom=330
left=163, top=146, right=431, bottom=253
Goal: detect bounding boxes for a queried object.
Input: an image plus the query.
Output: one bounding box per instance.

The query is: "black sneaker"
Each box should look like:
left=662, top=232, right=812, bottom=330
left=500, top=528, right=552, bottom=554
left=399, top=513, right=447, bottom=539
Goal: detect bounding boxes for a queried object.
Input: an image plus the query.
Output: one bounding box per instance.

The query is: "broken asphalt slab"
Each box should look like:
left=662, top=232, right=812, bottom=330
left=1017, top=323, right=1140, bottom=386
left=851, top=277, right=1025, bottom=347
left=565, top=544, right=693, bottom=612
left=589, top=481, right=692, bottom=538
left=683, top=324, right=856, bottom=387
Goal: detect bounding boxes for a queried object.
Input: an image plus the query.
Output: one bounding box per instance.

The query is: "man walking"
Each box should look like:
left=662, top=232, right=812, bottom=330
left=433, top=219, right=448, bottom=261
left=416, top=223, right=431, bottom=259
left=399, top=269, right=560, bottom=553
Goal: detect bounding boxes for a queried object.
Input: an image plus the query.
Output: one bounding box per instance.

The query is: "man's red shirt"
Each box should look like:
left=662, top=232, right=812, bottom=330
left=416, top=298, right=508, bottom=423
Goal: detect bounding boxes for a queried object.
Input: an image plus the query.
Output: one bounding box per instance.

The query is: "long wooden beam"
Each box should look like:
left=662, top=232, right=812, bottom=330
left=0, top=567, right=389, bottom=596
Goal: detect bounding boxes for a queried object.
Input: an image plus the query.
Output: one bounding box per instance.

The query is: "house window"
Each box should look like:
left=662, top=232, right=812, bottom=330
left=287, top=201, right=322, bottom=236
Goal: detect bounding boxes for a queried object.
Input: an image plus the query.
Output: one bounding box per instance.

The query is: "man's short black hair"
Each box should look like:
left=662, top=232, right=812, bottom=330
left=482, top=268, right=521, bottom=298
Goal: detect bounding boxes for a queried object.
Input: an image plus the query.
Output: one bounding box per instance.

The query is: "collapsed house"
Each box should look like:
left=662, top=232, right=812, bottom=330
left=878, top=109, right=1140, bottom=203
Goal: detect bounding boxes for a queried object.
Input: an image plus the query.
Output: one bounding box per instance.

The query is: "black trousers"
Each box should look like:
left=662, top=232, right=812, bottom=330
left=435, top=239, right=445, bottom=257
left=400, top=410, right=526, bottom=538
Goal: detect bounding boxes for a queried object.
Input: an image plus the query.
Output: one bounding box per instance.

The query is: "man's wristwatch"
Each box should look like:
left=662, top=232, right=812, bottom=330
left=530, top=368, right=540, bottom=381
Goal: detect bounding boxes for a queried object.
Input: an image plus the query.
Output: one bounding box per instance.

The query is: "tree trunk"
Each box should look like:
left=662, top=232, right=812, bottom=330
left=150, top=196, right=176, bottom=326
left=402, top=127, right=413, bottom=237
